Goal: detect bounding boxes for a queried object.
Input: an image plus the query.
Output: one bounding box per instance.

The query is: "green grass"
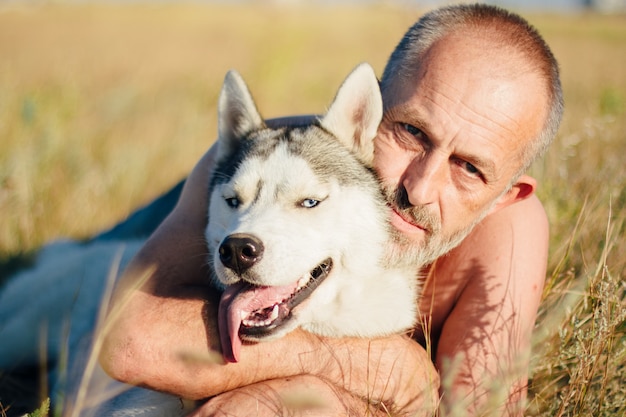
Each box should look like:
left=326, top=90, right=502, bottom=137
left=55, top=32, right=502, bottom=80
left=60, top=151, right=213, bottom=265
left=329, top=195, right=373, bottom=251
left=0, top=3, right=624, bottom=416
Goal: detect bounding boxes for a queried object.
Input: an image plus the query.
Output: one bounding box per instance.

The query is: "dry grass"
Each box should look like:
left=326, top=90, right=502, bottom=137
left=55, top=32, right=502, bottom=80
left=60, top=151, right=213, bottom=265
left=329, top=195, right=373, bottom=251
left=524, top=13, right=625, bottom=417
left=0, top=2, right=416, bottom=256
left=0, top=3, right=624, bottom=416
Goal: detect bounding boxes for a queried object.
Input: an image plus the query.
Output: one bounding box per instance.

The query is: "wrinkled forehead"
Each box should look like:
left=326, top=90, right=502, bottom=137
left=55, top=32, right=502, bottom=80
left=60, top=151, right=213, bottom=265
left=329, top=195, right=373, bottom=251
left=385, top=32, right=548, bottom=169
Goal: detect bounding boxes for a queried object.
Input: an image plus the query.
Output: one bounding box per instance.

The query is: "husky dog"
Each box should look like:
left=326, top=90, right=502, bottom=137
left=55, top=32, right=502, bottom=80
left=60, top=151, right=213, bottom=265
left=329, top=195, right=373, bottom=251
left=207, top=63, right=419, bottom=363
left=0, top=64, right=419, bottom=416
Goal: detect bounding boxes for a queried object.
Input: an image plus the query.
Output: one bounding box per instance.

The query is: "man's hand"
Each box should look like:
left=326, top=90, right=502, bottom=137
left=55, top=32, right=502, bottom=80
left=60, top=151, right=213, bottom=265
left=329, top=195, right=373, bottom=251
left=190, top=374, right=436, bottom=417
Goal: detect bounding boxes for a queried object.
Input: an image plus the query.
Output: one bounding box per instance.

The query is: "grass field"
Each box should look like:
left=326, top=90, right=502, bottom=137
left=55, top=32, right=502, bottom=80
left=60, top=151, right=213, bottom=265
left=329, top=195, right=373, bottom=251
left=0, top=3, right=624, bottom=416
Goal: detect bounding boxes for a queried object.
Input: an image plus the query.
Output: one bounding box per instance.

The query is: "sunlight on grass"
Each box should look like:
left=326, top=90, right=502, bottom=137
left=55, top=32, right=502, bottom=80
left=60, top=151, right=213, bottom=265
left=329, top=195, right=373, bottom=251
left=0, top=2, right=418, bottom=256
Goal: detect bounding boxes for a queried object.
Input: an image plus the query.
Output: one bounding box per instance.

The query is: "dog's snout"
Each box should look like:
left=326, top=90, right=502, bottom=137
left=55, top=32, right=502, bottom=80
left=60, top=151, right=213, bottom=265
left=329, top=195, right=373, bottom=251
left=219, top=233, right=264, bottom=275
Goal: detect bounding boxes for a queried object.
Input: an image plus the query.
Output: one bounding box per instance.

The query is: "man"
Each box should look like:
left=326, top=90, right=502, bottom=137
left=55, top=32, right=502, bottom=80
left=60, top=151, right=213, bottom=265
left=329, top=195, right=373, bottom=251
left=100, top=4, right=563, bottom=416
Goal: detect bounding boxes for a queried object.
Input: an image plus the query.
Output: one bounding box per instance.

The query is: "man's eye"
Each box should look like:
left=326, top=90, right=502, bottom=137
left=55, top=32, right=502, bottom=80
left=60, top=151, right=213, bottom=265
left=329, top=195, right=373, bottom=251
left=403, top=123, right=423, bottom=137
left=460, top=160, right=481, bottom=176
left=225, top=197, right=240, bottom=208
left=301, top=198, right=320, bottom=208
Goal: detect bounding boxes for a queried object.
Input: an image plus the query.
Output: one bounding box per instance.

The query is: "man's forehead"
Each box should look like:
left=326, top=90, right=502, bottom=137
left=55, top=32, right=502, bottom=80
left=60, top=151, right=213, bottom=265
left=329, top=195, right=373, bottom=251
left=392, top=38, right=543, bottom=148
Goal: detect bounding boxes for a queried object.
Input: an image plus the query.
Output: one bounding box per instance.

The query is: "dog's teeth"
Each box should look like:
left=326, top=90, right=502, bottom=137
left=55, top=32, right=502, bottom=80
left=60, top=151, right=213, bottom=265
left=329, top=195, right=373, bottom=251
left=243, top=318, right=260, bottom=327
left=269, top=304, right=279, bottom=321
left=241, top=304, right=280, bottom=328
left=297, top=276, right=309, bottom=290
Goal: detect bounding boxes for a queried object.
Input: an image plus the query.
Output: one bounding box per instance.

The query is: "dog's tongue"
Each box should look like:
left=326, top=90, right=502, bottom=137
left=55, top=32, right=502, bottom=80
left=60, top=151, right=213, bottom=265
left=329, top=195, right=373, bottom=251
left=218, top=280, right=298, bottom=363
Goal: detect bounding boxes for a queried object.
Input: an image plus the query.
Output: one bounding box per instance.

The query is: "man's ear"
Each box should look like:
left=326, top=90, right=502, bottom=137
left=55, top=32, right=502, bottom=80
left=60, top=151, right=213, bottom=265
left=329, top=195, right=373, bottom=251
left=489, top=174, right=537, bottom=215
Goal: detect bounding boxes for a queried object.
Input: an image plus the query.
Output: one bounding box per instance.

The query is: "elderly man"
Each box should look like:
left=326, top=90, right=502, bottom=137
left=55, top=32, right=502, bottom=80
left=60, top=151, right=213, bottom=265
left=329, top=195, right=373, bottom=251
left=101, top=3, right=563, bottom=416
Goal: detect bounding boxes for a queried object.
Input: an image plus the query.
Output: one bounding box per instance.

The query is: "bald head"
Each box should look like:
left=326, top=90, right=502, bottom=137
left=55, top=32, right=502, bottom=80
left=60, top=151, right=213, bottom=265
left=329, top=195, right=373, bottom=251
left=381, top=4, right=563, bottom=176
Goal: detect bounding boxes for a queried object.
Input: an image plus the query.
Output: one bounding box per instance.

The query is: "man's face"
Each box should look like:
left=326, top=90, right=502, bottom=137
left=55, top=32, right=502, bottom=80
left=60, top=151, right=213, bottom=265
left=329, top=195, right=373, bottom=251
left=374, top=33, right=547, bottom=266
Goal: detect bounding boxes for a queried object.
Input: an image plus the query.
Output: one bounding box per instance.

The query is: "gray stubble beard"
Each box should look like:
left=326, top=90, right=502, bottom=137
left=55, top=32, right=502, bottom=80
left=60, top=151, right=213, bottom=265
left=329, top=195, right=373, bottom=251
left=381, top=185, right=493, bottom=271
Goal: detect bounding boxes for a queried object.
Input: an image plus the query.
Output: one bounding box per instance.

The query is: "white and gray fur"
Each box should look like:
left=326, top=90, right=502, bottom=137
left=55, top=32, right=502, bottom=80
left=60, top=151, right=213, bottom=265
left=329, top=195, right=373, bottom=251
left=206, top=63, right=418, bottom=341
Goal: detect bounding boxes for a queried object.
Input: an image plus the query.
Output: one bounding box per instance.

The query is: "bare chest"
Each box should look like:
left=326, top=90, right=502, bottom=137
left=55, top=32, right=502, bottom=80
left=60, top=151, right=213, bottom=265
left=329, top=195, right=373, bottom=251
left=413, top=260, right=472, bottom=347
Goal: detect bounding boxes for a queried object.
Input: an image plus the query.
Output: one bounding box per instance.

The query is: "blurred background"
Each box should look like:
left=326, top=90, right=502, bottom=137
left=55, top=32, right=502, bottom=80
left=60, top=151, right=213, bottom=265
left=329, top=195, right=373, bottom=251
left=0, top=0, right=623, bottom=255
left=0, top=0, right=624, bottom=254
left=0, top=1, right=624, bottom=416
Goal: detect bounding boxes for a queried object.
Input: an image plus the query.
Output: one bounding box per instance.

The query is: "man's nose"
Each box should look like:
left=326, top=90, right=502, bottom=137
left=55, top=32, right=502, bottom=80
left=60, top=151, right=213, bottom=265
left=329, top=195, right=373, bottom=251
left=402, top=153, right=445, bottom=206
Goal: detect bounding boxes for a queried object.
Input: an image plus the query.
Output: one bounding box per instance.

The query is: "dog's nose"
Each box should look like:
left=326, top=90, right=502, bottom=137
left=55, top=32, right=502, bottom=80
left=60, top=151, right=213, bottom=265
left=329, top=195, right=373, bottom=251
left=219, top=233, right=264, bottom=275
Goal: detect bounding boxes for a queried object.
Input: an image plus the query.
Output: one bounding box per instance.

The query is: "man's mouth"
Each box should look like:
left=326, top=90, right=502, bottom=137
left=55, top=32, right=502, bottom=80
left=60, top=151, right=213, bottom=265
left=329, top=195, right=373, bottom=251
left=218, top=258, right=333, bottom=362
left=389, top=206, right=429, bottom=235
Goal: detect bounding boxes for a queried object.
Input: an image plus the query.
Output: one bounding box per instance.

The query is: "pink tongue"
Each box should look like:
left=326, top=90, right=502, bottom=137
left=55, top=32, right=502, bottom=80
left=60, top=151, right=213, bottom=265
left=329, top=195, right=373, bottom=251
left=218, top=280, right=300, bottom=363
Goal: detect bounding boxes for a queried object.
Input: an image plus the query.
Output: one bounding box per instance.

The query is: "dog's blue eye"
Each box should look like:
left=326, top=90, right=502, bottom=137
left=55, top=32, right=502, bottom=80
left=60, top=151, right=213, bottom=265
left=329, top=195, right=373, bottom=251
left=225, top=197, right=240, bottom=208
left=301, top=198, right=320, bottom=208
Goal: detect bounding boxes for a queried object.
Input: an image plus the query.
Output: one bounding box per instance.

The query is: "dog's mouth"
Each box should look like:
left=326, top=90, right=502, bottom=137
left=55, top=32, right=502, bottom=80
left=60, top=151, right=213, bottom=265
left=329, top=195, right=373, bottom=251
left=241, top=259, right=332, bottom=335
left=218, top=258, right=333, bottom=362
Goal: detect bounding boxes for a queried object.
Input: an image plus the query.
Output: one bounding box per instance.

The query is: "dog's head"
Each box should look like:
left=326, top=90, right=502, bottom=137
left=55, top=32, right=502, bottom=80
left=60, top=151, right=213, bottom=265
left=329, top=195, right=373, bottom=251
left=206, top=64, right=384, bottom=362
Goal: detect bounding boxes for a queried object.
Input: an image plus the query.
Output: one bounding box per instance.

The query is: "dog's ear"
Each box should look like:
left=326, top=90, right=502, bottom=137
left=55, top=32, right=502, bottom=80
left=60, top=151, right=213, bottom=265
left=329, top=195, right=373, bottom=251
left=319, top=63, right=383, bottom=167
left=217, top=70, right=265, bottom=160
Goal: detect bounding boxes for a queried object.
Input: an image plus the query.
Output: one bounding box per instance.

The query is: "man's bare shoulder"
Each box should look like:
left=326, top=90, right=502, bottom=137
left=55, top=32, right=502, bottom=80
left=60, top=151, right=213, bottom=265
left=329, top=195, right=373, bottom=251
left=437, top=194, right=548, bottom=273
left=420, top=194, right=548, bottom=336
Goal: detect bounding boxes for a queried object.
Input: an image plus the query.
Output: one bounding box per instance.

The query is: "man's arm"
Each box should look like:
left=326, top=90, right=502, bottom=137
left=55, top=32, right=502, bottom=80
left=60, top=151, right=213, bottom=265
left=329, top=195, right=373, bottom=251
left=99, top=144, right=223, bottom=397
left=99, top=130, right=438, bottom=412
left=433, top=194, right=548, bottom=415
